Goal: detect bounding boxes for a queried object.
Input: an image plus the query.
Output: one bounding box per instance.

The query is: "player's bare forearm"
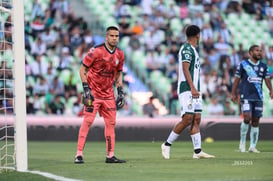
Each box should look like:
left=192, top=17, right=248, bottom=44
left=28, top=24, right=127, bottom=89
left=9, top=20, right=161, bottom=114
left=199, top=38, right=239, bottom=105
left=182, top=62, right=199, bottom=98
left=79, top=64, right=88, bottom=83
left=115, top=71, right=123, bottom=88
left=231, top=77, right=240, bottom=103
left=265, top=78, right=273, bottom=99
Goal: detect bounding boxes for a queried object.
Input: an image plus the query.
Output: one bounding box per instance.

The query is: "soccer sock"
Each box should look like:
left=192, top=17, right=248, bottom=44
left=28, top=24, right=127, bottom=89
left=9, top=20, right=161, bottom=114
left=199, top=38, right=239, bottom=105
left=76, top=150, right=83, bottom=157
left=166, top=131, right=180, bottom=145
left=105, top=118, right=116, bottom=158
left=77, top=116, right=94, bottom=156
left=191, top=132, right=201, bottom=153
left=240, top=121, right=249, bottom=145
left=250, top=126, right=259, bottom=148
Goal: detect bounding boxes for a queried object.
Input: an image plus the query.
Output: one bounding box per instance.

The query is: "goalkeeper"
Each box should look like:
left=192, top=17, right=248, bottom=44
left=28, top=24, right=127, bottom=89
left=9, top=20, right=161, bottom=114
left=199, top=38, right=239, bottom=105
left=74, top=26, right=126, bottom=164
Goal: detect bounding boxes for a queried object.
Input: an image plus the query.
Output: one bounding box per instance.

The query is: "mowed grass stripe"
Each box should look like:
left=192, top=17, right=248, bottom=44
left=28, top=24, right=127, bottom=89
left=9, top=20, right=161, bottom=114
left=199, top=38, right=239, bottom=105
left=0, top=141, right=272, bottom=181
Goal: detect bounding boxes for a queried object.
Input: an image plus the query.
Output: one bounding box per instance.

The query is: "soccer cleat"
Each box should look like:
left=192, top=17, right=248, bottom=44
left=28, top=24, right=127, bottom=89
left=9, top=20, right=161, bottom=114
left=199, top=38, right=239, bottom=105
left=161, top=143, right=170, bottom=159
left=193, top=151, right=215, bottom=159
left=248, top=147, right=260, bottom=153
left=105, top=156, right=126, bottom=163
left=239, top=142, right=246, bottom=152
left=74, top=155, right=84, bottom=164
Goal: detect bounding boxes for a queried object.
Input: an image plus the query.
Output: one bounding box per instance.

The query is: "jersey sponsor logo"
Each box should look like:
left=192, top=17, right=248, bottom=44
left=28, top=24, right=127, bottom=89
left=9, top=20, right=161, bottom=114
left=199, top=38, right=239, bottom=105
left=183, top=50, right=192, bottom=54
left=247, top=76, right=262, bottom=83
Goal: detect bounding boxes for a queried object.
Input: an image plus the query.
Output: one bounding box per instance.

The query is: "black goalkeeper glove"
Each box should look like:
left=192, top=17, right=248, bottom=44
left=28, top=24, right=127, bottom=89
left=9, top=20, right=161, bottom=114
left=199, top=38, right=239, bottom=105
left=82, top=82, right=94, bottom=107
left=116, top=86, right=125, bottom=110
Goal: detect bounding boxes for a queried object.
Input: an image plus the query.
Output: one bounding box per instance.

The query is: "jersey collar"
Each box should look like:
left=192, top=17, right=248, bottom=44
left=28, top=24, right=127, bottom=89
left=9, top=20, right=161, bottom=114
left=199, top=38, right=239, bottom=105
left=104, top=43, right=116, bottom=54
left=247, top=59, right=259, bottom=65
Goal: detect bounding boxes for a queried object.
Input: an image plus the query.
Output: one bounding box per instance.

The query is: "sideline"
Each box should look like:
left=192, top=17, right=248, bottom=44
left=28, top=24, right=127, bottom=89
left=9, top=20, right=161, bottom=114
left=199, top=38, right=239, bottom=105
left=25, top=170, right=81, bottom=181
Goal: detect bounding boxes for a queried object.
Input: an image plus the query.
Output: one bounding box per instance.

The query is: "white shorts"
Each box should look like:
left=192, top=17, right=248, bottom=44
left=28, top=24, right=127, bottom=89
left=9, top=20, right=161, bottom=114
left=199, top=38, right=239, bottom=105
left=178, top=91, right=202, bottom=117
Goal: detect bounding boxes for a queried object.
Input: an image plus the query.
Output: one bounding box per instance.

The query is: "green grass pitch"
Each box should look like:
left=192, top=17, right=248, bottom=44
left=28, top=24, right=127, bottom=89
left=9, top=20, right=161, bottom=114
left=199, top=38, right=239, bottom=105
left=1, top=141, right=273, bottom=181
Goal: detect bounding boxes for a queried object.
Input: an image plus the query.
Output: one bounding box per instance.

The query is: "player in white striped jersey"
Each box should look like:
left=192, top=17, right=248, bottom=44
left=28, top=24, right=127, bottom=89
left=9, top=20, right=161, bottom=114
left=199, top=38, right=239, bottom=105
left=161, top=25, right=215, bottom=159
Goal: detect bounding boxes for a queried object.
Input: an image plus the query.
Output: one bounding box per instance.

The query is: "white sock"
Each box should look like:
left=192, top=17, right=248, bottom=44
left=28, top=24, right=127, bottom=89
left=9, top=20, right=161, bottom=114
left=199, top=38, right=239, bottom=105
left=166, top=131, right=180, bottom=144
left=191, top=132, right=201, bottom=150
left=250, top=126, right=259, bottom=148
left=240, top=122, right=249, bottom=145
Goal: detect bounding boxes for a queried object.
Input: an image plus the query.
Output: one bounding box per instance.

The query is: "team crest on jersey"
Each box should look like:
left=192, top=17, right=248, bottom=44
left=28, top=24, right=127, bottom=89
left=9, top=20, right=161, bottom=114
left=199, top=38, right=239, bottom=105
left=115, top=58, right=119, bottom=65
left=260, top=67, right=264, bottom=72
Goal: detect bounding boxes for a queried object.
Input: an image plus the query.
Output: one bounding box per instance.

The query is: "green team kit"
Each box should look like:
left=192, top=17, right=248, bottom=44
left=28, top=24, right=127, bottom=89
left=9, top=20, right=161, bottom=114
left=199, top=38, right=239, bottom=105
left=177, top=42, right=202, bottom=115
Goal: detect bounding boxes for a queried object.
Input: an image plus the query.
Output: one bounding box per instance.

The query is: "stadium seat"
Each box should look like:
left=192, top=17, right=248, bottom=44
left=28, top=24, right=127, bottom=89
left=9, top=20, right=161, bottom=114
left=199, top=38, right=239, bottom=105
left=170, top=17, right=182, bottom=34
left=58, top=69, right=72, bottom=86
left=71, top=72, right=80, bottom=85
left=130, top=50, right=149, bottom=84
left=149, top=70, right=165, bottom=100
left=131, top=50, right=145, bottom=71
left=240, top=13, right=252, bottom=26
left=27, top=76, right=36, bottom=87
left=131, top=101, right=142, bottom=116
left=120, top=36, right=130, bottom=49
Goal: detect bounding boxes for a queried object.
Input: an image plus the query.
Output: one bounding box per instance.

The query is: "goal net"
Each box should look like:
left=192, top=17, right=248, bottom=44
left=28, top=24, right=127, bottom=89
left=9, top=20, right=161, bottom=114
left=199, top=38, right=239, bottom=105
left=0, top=0, right=27, bottom=172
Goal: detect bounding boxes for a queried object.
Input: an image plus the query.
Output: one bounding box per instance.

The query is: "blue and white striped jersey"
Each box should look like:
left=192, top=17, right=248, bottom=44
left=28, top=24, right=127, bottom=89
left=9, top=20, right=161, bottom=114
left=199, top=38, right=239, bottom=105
left=235, top=59, right=270, bottom=101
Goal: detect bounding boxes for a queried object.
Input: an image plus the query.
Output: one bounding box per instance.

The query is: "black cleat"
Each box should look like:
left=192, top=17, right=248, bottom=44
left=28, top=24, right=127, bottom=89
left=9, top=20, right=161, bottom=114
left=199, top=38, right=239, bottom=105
left=74, top=155, right=84, bottom=164
left=105, top=156, right=126, bottom=163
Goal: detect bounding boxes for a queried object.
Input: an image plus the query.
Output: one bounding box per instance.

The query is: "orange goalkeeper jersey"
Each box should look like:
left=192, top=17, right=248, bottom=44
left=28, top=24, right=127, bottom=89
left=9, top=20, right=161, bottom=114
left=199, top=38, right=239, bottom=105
left=82, top=43, right=124, bottom=99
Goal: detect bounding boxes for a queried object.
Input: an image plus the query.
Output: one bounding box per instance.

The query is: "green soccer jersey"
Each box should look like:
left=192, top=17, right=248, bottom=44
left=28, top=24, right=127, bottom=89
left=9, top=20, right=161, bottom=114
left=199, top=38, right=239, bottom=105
left=177, top=42, right=200, bottom=94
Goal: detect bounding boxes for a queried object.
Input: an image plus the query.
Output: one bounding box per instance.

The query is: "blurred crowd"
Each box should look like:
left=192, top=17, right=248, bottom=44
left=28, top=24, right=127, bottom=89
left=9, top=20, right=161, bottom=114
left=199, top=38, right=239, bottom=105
left=1, top=0, right=94, bottom=116
left=0, top=0, right=273, bottom=116
left=114, top=0, right=273, bottom=116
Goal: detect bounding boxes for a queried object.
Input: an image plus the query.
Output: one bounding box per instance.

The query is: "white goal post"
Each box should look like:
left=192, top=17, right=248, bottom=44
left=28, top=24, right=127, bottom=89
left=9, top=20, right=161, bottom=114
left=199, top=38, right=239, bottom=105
left=13, top=0, right=28, bottom=171
left=0, top=1, right=28, bottom=172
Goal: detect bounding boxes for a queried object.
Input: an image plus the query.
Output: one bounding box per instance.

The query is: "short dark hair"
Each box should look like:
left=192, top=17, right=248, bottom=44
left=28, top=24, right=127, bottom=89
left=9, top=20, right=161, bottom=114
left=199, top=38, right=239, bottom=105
left=106, top=26, right=119, bottom=32
left=185, top=25, right=200, bottom=37
left=249, top=45, right=259, bottom=53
